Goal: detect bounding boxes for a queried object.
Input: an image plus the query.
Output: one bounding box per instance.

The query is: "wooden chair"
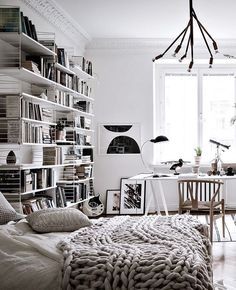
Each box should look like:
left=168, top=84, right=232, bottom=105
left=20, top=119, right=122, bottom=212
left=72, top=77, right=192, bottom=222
left=178, top=179, right=225, bottom=242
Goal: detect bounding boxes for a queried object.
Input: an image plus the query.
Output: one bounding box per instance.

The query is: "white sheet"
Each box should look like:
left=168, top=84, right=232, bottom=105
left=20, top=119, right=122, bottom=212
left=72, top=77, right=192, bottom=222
left=0, top=219, right=69, bottom=290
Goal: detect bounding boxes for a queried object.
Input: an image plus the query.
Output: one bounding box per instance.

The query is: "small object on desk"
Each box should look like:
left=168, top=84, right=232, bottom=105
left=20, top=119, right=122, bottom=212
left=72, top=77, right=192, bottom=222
left=153, top=174, right=170, bottom=178
left=169, top=158, right=183, bottom=175
left=226, top=167, right=234, bottom=176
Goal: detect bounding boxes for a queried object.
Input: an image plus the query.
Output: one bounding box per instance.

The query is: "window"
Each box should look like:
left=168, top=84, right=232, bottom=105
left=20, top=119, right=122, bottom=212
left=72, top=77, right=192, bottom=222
left=155, top=65, right=236, bottom=164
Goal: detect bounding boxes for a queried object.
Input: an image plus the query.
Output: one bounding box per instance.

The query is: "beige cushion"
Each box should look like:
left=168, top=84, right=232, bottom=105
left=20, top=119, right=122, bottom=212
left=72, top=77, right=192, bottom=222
left=0, top=191, right=18, bottom=224
left=26, top=207, right=92, bottom=233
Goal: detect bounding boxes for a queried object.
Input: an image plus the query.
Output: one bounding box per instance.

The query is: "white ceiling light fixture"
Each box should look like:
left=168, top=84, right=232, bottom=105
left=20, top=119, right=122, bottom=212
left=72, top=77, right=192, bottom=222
left=153, top=0, right=219, bottom=72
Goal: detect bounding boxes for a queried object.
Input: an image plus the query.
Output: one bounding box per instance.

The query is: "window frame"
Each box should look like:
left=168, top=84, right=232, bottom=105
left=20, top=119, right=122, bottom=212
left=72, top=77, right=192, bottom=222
left=153, top=63, right=236, bottom=164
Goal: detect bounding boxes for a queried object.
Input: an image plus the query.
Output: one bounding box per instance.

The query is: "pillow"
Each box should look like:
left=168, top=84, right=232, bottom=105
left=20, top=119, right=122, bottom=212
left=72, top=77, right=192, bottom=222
left=0, top=191, right=18, bottom=224
left=26, top=207, right=92, bottom=233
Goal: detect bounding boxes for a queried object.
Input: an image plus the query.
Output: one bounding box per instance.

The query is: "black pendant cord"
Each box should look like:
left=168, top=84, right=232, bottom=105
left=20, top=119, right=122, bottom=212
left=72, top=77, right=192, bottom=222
left=193, top=12, right=213, bottom=66
left=179, top=32, right=191, bottom=62
left=153, top=0, right=219, bottom=70
left=188, top=0, right=194, bottom=71
left=173, top=21, right=191, bottom=56
left=192, top=9, right=218, bottom=52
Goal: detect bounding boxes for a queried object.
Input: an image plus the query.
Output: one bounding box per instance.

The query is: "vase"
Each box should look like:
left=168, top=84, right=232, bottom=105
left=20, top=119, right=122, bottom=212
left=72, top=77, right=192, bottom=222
left=6, top=150, right=16, bottom=164
left=56, top=130, right=65, bottom=141
left=194, top=156, right=201, bottom=166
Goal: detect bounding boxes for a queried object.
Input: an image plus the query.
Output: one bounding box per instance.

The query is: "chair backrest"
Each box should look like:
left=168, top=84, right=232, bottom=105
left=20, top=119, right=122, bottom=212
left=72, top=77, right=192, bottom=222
left=178, top=179, right=223, bottom=209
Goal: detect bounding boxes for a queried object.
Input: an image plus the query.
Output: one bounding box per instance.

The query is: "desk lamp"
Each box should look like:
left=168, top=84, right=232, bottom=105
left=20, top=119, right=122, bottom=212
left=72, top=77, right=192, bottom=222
left=141, top=135, right=169, bottom=177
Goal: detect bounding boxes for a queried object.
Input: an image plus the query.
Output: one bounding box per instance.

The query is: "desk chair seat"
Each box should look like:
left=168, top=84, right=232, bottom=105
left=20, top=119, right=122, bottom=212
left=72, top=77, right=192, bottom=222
left=178, top=179, right=225, bottom=242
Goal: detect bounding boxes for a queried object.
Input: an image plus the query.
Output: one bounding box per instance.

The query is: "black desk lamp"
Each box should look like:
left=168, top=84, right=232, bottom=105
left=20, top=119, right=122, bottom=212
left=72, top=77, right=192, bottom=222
left=141, top=135, right=169, bottom=177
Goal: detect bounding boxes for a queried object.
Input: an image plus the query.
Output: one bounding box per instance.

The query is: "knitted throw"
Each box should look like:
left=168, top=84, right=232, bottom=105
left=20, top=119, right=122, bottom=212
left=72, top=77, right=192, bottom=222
left=58, top=214, right=212, bottom=290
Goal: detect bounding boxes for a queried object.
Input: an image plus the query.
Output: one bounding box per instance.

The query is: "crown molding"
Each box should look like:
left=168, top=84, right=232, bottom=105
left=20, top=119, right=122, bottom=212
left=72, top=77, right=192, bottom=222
left=20, top=0, right=91, bottom=46
left=87, top=37, right=236, bottom=53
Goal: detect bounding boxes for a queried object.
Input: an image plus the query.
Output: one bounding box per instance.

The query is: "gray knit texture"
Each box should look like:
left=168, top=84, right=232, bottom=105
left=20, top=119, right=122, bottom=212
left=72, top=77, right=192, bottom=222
left=26, top=208, right=92, bottom=233
left=58, top=214, right=212, bottom=290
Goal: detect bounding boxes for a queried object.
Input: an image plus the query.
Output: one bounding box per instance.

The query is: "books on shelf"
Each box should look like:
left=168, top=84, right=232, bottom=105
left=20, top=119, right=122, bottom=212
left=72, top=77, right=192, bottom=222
left=57, top=48, right=69, bottom=68
left=21, top=168, right=53, bottom=192
left=0, top=7, right=20, bottom=33
left=22, top=60, right=41, bottom=75
left=43, top=146, right=62, bottom=165
left=0, top=95, right=20, bottom=118
left=22, top=196, right=55, bottom=215
left=70, top=56, right=93, bottom=76
left=22, top=15, right=38, bottom=41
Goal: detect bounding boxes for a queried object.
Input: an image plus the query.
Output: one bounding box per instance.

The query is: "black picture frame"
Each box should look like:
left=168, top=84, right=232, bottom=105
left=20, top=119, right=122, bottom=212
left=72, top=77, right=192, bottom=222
left=106, top=189, right=120, bottom=215
left=119, top=178, right=146, bottom=215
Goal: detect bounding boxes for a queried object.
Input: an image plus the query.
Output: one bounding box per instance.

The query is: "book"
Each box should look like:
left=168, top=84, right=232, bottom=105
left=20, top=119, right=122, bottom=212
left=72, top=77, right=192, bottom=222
left=0, top=7, right=20, bottom=32
left=23, top=16, right=33, bottom=38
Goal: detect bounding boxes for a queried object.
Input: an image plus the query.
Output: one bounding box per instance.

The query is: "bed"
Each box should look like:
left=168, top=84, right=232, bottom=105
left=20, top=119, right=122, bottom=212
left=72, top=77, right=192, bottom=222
left=0, top=213, right=213, bottom=290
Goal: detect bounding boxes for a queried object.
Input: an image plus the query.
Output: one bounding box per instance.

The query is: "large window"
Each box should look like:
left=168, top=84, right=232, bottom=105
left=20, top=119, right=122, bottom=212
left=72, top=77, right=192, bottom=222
left=155, top=66, right=236, bottom=164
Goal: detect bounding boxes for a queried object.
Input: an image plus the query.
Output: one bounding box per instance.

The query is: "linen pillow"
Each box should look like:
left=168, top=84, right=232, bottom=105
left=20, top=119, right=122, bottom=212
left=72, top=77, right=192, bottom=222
left=26, top=207, right=92, bottom=233
left=0, top=191, right=18, bottom=224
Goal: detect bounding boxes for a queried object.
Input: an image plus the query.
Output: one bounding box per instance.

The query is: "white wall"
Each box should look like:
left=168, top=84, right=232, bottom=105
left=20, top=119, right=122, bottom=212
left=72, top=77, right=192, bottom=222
left=86, top=47, right=157, bottom=204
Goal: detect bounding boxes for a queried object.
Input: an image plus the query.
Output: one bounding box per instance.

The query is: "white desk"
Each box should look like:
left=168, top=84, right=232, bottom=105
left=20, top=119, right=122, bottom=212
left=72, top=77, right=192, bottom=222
left=129, top=173, right=236, bottom=215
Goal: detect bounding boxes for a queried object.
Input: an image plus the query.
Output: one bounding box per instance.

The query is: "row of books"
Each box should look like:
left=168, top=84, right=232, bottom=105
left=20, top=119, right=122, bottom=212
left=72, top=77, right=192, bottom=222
left=22, top=196, right=54, bottom=215
left=56, top=185, right=91, bottom=207
left=47, top=89, right=74, bottom=107
left=73, top=100, right=93, bottom=114
left=57, top=183, right=93, bottom=205
left=62, top=164, right=93, bottom=181
left=22, top=60, right=40, bottom=74
left=65, top=131, right=90, bottom=146
left=0, top=120, right=19, bottom=143
left=0, top=95, right=20, bottom=118
left=22, top=122, right=53, bottom=144
left=70, top=56, right=93, bottom=76
left=57, top=48, right=70, bottom=68
left=0, top=169, right=20, bottom=194
left=43, top=146, right=63, bottom=166
left=21, top=168, right=54, bottom=192
left=21, top=11, right=38, bottom=41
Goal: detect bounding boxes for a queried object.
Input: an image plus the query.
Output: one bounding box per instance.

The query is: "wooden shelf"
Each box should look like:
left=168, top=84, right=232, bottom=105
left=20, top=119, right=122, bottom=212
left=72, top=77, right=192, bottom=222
left=0, top=32, right=56, bottom=56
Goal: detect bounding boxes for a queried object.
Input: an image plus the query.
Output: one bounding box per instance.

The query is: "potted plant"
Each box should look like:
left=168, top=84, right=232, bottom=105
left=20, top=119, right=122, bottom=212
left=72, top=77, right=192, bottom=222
left=56, top=122, right=65, bottom=140
left=194, top=146, right=202, bottom=165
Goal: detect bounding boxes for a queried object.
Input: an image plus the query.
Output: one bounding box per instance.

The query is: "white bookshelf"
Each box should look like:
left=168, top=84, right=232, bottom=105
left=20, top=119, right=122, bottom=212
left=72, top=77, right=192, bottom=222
left=0, top=6, right=96, bottom=214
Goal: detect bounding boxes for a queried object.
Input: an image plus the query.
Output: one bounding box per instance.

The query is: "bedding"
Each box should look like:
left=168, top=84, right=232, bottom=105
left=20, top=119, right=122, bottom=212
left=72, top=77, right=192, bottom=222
left=0, top=214, right=212, bottom=290
left=58, top=214, right=212, bottom=290
left=0, top=219, right=69, bottom=290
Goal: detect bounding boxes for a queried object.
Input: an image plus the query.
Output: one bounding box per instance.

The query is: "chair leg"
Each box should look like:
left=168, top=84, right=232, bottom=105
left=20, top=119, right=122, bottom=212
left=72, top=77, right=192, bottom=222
left=209, top=209, right=213, bottom=243
left=222, top=200, right=225, bottom=238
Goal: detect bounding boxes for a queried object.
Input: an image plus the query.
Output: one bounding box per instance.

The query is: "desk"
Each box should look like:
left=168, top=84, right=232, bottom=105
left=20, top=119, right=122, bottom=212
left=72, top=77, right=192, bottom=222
left=129, top=173, right=236, bottom=215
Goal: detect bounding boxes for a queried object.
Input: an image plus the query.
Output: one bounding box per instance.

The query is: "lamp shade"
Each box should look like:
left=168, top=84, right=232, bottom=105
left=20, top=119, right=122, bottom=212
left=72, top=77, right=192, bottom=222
left=150, top=135, right=169, bottom=143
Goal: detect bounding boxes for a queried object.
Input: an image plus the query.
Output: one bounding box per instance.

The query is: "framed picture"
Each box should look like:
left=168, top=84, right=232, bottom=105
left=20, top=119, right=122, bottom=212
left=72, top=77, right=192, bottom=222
left=106, top=189, right=121, bottom=215
left=120, top=178, right=146, bottom=215
left=98, top=123, right=141, bottom=155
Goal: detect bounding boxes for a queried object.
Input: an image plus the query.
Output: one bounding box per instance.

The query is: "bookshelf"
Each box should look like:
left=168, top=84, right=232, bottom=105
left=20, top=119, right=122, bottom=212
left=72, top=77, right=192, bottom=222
left=0, top=6, right=95, bottom=214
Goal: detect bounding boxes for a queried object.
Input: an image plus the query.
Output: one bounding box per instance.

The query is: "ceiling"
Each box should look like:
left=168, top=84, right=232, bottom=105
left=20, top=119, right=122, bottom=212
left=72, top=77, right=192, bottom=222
left=55, top=0, right=236, bottom=40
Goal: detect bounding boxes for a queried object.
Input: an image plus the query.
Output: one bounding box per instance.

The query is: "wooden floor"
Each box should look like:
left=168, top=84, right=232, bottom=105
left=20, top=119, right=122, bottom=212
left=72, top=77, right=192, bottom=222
left=212, top=242, right=236, bottom=286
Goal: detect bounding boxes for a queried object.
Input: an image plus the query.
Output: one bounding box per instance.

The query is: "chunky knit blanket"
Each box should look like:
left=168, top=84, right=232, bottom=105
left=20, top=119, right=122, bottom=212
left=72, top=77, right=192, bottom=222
left=58, top=214, right=212, bottom=290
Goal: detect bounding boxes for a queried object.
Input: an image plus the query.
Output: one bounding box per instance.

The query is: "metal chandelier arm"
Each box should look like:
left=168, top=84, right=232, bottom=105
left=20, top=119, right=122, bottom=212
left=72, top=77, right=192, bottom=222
left=192, top=9, right=218, bottom=52
left=152, top=22, right=191, bottom=62
left=153, top=0, right=220, bottom=71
